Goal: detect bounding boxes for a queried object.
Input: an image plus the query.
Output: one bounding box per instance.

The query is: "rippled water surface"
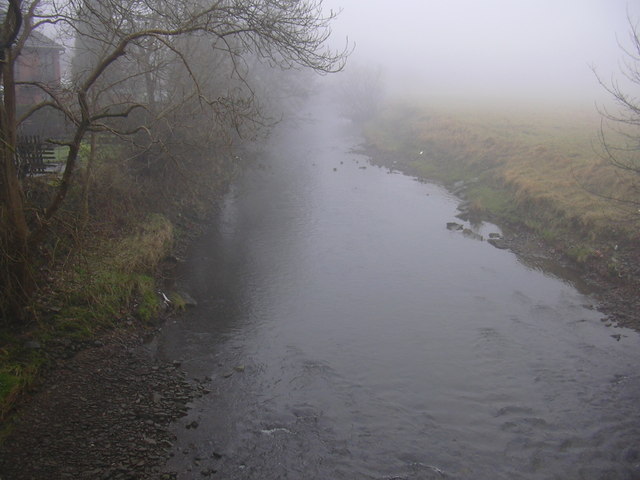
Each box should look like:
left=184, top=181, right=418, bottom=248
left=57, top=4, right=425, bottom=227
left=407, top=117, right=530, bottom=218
left=158, top=101, right=640, bottom=480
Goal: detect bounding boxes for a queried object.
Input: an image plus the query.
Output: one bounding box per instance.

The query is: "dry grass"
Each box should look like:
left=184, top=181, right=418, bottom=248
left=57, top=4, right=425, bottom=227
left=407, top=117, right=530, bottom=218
left=366, top=99, right=639, bottom=244
left=109, top=213, right=174, bottom=273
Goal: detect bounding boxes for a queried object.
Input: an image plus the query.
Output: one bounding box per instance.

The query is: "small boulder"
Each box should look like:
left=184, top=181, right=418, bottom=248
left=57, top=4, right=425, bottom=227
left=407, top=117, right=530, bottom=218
left=462, top=229, right=483, bottom=241
left=177, top=291, right=198, bottom=307
left=488, top=238, right=509, bottom=250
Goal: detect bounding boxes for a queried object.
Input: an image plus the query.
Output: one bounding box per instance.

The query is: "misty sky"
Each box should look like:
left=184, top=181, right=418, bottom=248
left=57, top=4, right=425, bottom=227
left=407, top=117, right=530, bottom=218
left=323, top=0, right=638, bottom=104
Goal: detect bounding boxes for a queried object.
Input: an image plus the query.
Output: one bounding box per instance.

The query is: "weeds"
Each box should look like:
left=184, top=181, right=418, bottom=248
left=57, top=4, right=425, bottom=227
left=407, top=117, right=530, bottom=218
left=51, top=214, right=173, bottom=334
left=566, top=245, right=595, bottom=264
left=1, top=130, right=236, bottom=423
left=0, top=214, right=174, bottom=420
left=167, top=292, right=188, bottom=311
left=0, top=345, right=45, bottom=422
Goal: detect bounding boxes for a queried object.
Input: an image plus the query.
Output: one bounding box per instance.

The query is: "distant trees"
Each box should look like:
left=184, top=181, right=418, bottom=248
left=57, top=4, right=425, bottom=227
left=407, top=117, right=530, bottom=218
left=333, top=63, right=385, bottom=122
left=593, top=15, right=640, bottom=222
left=0, top=0, right=347, bottom=322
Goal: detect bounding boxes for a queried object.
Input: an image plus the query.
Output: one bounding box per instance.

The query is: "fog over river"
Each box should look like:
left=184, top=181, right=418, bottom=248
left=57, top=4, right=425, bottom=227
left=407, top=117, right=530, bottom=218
left=321, top=0, right=636, bottom=105
left=157, top=99, right=640, bottom=480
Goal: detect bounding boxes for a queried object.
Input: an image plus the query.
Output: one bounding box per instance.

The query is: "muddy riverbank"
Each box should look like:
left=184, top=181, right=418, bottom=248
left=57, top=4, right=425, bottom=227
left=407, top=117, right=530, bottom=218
left=478, top=227, right=640, bottom=330
left=364, top=145, right=640, bottom=332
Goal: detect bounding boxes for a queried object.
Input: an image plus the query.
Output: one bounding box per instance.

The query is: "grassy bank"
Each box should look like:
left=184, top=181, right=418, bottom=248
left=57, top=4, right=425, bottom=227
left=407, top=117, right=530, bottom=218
left=0, top=138, right=237, bottom=424
left=364, top=100, right=639, bottom=266
left=0, top=214, right=173, bottom=419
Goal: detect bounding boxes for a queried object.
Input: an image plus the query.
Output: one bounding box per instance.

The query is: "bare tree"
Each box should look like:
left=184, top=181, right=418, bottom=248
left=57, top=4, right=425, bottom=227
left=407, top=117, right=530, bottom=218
left=593, top=14, right=640, bottom=221
left=0, top=0, right=348, bottom=322
left=333, top=62, right=385, bottom=123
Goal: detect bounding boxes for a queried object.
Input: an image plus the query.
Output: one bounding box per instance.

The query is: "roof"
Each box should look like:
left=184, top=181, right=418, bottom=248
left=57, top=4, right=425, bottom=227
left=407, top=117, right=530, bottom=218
left=24, top=30, right=65, bottom=52
left=0, top=5, right=65, bottom=51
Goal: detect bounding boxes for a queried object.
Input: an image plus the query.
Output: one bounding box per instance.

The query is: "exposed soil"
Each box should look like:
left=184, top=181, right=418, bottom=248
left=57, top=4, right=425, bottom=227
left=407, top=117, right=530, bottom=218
left=0, top=325, right=211, bottom=480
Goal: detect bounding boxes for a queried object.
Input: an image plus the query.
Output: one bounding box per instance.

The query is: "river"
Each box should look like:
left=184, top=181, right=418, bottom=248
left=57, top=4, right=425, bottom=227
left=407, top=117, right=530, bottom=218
left=157, top=98, right=640, bottom=480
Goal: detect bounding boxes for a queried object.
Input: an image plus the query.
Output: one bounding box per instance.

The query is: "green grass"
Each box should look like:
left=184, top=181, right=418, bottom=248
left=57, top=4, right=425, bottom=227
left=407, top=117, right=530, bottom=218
left=51, top=214, right=173, bottom=333
left=0, top=213, right=174, bottom=421
left=167, top=292, right=188, bottom=311
left=566, top=245, right=597, bottom=264
left=2, top=128, right=235, bottom=427
left=134, top=275, right=161, bottom=323
left=0, top=346, right=44, bottom=421
left=466, top=185, right=520, bottom=222
left=0, top=373, right=20, bottom=408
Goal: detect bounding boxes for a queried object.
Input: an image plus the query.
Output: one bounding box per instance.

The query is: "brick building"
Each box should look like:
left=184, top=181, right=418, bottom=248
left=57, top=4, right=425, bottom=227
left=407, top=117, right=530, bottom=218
left=14, top=30, right=66, bottom=137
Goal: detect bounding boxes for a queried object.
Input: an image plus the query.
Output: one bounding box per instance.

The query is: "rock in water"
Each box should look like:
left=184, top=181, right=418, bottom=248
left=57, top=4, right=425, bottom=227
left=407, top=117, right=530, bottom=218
left=462, top=229, right=483, bottom=241
left=488, top=238, right=509, bottom=250
left=178, top=291, right=197, bottom=307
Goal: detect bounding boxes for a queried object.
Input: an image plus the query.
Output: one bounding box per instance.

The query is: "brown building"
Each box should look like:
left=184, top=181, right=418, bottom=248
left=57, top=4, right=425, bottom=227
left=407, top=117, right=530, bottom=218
left=15, top=30, right=64, bottom=106
left=13, top=30, right=66, bottom=138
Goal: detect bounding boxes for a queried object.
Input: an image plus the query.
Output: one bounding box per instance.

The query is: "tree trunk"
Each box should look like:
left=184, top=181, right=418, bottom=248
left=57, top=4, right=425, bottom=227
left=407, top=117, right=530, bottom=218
left=0, top=50, right=34, bottom=324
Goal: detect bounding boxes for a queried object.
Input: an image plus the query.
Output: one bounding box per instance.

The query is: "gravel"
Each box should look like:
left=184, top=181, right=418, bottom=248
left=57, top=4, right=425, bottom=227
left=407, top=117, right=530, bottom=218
left=0, top=328, right=208, bottom=480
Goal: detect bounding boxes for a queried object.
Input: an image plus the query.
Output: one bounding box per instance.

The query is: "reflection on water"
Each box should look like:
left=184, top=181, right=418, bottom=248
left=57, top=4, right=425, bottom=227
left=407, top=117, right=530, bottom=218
left=158, top=100, right=640, bottom=480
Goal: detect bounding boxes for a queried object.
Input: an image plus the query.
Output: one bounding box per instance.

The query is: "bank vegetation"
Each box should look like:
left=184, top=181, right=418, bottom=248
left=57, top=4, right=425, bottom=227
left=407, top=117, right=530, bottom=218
left=364, top=99, right=639, bottom=283
left=0, top=0, right=346, bottom=423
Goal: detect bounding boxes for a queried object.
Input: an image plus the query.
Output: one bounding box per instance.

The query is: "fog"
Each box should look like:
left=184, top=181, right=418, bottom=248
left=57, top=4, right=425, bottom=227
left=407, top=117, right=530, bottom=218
left=323, top=0, right=637, bottom=106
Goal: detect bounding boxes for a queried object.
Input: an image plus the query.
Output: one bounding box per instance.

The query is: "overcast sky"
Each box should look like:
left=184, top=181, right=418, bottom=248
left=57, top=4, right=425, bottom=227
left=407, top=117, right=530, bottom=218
left=322, top=0, right=638, bottom=104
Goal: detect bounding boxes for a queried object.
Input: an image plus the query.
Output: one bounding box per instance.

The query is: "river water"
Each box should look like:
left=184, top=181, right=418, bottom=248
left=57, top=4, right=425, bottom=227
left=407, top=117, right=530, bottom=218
left=158, top=99, right=640, bottom=480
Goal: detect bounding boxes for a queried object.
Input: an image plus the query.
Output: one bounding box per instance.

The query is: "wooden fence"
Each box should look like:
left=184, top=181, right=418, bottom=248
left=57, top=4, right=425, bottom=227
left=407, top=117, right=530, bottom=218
left=16, top=135, right=58, bottom=177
